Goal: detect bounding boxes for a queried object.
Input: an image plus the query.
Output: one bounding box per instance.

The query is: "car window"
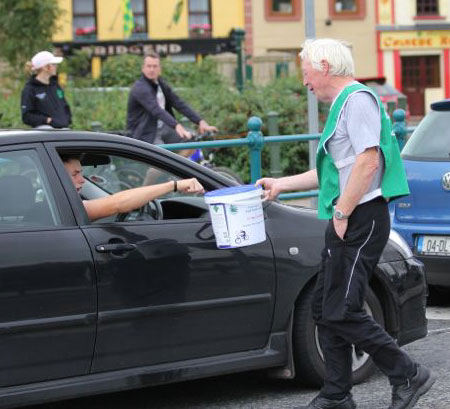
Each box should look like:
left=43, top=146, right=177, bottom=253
left=402, top=110, right=450, bottom=160
left=82, top=155, right=176, bottom=193
left=0, top=150, right=61, bottom=229
left=80, top=153, right=208, bottom=223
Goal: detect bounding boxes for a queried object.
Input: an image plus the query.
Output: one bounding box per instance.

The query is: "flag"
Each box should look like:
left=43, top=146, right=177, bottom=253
left=168, top=0, right=183, bottom=29
left=122, top=0, right=134, bottom=38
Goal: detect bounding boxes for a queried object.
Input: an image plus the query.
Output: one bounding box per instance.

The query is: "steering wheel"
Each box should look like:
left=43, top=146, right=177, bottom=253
left=116, top=199, right=163, bottom=222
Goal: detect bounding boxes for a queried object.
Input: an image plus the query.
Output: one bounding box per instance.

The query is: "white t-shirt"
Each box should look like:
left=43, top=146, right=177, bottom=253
left=327, top=85, right=385, bottom=205
left=156, top=83, right=166, bottom=129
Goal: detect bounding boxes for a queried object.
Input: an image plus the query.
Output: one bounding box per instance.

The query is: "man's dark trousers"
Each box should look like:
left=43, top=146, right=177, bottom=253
left=312, top=197, right=417, bottom=399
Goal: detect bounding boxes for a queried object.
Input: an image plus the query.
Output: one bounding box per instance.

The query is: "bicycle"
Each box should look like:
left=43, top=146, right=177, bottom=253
left=113, top=131, right=243, bottom=187
left=186, top=131, right=243, bottom=184
left=234, top=230, right=249, bottom=245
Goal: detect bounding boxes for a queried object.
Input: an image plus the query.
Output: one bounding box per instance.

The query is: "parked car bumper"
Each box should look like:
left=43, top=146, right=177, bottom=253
left=391, top=219, right=450, bottom=287
left=414, top=254, right=450, bottom=287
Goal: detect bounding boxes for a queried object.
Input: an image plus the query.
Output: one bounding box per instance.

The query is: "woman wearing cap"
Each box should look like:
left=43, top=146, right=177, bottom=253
left=21, top=51, right=72, bottom=129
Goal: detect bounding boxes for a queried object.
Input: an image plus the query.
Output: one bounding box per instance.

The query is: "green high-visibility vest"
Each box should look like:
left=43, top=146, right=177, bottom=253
left=316, top=83, right=410, bottom=219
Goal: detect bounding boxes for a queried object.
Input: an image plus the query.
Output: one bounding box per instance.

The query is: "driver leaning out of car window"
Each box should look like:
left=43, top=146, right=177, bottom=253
left=61, top=155, right=204, bottom=221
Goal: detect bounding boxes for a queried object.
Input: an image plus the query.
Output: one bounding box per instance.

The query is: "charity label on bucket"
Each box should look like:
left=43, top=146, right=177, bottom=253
left=204, top=185, right=266, bottom=249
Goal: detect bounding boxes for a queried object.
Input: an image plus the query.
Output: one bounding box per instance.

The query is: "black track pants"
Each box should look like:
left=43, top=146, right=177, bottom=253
left=311, top=197, right=416, bottom=399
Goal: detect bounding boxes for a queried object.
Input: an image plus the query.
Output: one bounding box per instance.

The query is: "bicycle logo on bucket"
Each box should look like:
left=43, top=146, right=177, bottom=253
left=235, top=230, right=249, bottom=245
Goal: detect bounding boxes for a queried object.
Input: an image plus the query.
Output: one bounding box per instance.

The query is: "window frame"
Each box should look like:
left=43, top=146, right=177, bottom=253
left=414, top=0, right=443, bottom=20
left=72, top=0, right=97, bottom=41
left=328, top=0, right=366, bottom=20
left=264, top=0, right=302, bottom=22
left=131, top=0, right=148, bottom=39
left=416, top=0, right=439, bottom=16
left=0, top=145, right=76, bottom=231
left=188, top=0, right=212, bottom=39
left=402, top=55, right=440, bottom=88
left=49, top=142, right=219, bottom=226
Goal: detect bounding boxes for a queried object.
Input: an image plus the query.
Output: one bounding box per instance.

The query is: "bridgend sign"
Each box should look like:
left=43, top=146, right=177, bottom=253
left=380, top=30, right=450, bottom=49
left=53, top=38, right=233, bottom=58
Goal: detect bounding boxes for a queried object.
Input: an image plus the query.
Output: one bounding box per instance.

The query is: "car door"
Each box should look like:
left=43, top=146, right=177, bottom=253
left=49, top=143, right=276, bottom=373
left=0, top=145, right=97, bottom=387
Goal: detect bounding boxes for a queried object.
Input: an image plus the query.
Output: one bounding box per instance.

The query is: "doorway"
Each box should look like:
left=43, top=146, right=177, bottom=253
left=401, top=55, right=440, bottom=116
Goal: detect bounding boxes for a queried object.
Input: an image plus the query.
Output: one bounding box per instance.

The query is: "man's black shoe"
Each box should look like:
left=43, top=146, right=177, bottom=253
left=389, top=364, right=436, bottom=409
left=294, top=394, right=356, bottom=409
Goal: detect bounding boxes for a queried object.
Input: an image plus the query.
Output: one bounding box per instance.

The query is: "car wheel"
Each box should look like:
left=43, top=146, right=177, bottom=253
left=292, top=284, right=384, bottom=387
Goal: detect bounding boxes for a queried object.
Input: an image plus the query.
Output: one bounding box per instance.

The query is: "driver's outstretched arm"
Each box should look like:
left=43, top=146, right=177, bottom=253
left=83, top=178, right=204, bottom=221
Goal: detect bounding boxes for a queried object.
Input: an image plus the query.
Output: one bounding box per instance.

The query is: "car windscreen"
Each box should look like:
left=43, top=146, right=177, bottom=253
left=402, top=110, right=450, bottom=161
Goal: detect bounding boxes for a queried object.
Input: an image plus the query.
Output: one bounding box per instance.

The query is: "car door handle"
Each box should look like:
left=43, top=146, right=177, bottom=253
left=95, top=243, right=137, bottom=253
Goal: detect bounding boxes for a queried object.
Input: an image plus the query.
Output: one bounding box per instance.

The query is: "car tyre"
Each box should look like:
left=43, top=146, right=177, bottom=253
left=292, top=284, right=384, bottom=387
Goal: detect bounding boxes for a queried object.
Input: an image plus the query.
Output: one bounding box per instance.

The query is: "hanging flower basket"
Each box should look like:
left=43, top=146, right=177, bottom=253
left=75, top=26, right=97, bottom=39
left=189, top=23, right=211, bottom=38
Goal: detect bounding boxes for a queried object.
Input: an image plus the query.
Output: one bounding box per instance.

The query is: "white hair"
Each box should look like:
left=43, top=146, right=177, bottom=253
left=299, top=38, right=355, bottom=77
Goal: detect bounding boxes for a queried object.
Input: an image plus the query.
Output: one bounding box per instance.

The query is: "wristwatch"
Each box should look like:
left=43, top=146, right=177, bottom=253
left=334, top=209, right=350, bottom=220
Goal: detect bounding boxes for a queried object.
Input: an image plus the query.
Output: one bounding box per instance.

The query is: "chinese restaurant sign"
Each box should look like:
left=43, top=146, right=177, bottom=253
left=380, top=30, right=450, bottom=50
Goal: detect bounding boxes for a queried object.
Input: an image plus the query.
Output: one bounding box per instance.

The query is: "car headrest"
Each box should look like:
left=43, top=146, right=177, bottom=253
left=0, top=175, right=35, bottom=217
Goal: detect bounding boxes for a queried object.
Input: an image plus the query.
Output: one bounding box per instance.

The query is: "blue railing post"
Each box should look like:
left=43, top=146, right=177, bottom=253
left=247, top=116, right=264, bottom=183
left=392, top=109, right=407, bottom=151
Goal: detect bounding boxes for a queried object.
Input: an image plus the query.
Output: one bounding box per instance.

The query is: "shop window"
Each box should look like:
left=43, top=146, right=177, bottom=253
left=131, top=0, right=148, bottom=38
left=416, top=0, right=439, bottom=15
left=189, top=0, right=212, bottom=39
left=73, top=0, right=97, bottom=40
left=265, top=0, right=301, bottom=21
left=402, top=55, right=440, bottom=88
left=328, top=0, right=366, bottom=20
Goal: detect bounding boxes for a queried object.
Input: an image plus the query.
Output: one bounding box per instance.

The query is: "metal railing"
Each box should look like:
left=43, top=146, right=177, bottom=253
left=161, top=108, right=414, bottom=202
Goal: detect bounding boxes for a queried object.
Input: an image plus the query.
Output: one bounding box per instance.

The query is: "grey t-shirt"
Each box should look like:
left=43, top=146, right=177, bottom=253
left=326, top=85, right=385, bottom=205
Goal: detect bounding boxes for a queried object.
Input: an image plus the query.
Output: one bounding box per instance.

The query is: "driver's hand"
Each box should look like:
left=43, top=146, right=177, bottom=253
left=175, top=124, right=193, bottom=140
left=198, top=120, right=218, bottom=135
left=177, top=178, right=205, bottom=194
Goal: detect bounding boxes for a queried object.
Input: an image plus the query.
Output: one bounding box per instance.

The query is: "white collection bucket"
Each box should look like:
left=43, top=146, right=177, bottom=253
left=204, top=185, right=266, bottom=249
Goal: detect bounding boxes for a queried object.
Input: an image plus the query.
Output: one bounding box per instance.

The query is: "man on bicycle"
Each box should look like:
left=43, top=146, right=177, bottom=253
left=127, top=52, right=217, bottom=157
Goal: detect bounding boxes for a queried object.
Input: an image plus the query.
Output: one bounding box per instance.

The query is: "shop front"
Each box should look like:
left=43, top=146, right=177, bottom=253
left=378, top=29, right=450, bottom=116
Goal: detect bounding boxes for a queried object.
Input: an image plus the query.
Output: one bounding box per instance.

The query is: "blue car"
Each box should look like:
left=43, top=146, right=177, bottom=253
left=391, top=99, right=450, bottom=287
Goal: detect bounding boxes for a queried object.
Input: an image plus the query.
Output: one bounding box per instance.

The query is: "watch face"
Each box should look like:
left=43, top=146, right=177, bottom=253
left=335, top=210, right=346, bottom=220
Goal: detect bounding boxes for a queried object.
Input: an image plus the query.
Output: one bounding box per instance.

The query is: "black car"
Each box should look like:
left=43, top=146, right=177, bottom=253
left=0, top=130, right=427, bottom=408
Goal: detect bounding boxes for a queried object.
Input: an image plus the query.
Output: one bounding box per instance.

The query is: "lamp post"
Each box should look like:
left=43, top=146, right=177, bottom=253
left=305, top=0, right=318, bottom=207
left=231, top=28, right=246, bottom=93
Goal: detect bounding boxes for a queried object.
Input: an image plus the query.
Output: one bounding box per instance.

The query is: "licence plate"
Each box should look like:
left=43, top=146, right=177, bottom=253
left=417, top=235, right=450, bottom=256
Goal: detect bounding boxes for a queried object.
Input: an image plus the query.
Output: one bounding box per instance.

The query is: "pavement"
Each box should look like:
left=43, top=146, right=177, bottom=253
left=427, top=306, right=450, bottom=320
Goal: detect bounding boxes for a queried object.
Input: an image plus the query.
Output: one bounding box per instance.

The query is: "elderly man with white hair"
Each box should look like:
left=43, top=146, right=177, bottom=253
left=257, top=38, right=434, bottom=409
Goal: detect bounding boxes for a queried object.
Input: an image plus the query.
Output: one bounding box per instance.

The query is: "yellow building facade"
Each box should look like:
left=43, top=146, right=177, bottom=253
left=52, top=1, right=244, bottom=79
left=53, top=0, right=244, bottom=51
